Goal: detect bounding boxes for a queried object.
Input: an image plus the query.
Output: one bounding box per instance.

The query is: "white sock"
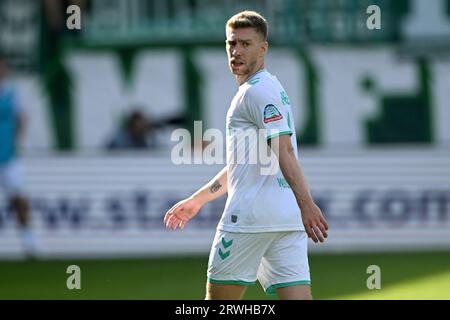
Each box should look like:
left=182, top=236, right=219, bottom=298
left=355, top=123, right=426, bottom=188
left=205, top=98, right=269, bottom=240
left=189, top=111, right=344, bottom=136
left=21, top=228, right=40, bottom=254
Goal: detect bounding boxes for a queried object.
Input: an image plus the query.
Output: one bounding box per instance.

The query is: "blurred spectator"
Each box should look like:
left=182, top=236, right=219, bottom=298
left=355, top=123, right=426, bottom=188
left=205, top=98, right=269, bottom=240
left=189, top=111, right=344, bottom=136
left=0, top=53, right=39, bottom=258
left=106, top=109, right=156, bottom=150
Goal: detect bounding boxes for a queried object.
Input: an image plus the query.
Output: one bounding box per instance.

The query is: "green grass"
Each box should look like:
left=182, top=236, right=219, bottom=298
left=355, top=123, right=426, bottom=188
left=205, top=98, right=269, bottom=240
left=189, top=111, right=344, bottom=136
left=0, top=251, right=449, bottom=299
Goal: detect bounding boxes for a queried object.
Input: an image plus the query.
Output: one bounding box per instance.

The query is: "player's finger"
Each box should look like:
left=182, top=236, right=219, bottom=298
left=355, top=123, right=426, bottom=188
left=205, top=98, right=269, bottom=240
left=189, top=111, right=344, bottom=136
left=163, top=211, right=173, bottom=224
left=165, top=214, right=174, bottom=228
left=167, top=216, right=176, bottom=229
left=318, top=221, right=328, bottom=239
left=313, top=225, right=325, bottom=243
left=170, top=217, right=180, bottom=230
left=176, top=217, right=188, bottom=230
left=320, top=216, right=329, bottom=230
left=169, top=217, right=179, bottom=230
left=166, top=201, right=184, bottom=218
left=170, top=216, right=182, bottom=230
left=164, top=203, right=180, bottom=224
left=167, top=213, right=181, bottom=230
left=165, top=203, right=186, bottom=226
left=304, top=225, right=312, bottom=239
left=306, top=225, right=318, bottom=243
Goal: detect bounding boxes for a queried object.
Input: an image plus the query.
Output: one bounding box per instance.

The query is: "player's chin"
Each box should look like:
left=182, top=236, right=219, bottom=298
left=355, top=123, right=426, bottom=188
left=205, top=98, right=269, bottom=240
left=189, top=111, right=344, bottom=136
left=230, top=66, right=247, bottom=75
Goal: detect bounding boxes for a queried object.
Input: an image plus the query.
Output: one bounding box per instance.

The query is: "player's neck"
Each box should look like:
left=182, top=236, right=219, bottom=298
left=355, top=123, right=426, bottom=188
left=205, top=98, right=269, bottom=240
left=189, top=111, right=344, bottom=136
left=236, top=62, right=265, bottom=86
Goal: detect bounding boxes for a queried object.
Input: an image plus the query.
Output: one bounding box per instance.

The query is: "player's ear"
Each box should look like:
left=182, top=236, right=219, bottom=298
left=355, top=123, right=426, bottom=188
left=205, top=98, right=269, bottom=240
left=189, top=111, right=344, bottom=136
left=260, top=40, right=268, bottom=56
left=263, top=40, right=269, bottom=53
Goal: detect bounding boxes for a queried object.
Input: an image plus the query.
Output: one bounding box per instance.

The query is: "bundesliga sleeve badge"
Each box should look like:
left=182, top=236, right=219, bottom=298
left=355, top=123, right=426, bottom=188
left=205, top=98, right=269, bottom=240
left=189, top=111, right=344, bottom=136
left=263, top=104, right=283, bottom=123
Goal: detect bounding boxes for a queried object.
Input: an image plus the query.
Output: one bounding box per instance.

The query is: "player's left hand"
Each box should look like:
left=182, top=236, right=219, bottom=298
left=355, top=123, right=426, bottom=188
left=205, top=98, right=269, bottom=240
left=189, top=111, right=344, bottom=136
left=299, top=201, right=329, bottom=243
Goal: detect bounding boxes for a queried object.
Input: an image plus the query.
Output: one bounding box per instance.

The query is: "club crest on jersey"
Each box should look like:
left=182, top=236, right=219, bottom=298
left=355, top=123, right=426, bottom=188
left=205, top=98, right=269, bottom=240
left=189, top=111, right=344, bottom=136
left=263, top=104, right=283, bottom=123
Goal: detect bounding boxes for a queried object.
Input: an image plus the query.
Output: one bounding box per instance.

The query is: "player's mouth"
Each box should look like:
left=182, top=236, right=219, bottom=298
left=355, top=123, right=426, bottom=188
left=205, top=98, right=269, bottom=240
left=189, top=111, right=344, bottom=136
left=231, top=60, right=245, bottom=68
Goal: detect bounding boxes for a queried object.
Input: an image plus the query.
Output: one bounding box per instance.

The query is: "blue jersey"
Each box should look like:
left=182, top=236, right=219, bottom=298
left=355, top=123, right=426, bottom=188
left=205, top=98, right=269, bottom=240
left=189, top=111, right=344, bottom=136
left=0, top=82, right=19, bottom=165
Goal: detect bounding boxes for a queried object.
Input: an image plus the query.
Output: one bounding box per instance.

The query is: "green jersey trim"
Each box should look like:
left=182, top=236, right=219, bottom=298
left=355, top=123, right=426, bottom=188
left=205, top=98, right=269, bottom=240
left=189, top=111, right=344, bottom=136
left=266, top=130, right=292, bottom=140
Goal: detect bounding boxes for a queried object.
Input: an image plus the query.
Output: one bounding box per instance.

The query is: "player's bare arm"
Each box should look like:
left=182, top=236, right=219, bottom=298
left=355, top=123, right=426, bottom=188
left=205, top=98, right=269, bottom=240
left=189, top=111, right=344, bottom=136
left=270, top=135, right=329, bottom=243
left=164, top=166, right=228, bottom=230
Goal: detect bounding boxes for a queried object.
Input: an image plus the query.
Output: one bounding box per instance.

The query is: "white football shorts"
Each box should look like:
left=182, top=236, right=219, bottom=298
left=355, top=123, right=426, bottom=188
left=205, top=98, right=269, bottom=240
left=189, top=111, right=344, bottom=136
left=207, top=230, right=310, bottom=294
left=0, top=160, right=25, bottom=197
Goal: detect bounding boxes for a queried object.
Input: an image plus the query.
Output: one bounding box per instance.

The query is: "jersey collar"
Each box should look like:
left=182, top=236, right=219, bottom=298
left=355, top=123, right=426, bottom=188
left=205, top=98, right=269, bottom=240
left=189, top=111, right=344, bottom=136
left=242, top=68, right=267, bottom=86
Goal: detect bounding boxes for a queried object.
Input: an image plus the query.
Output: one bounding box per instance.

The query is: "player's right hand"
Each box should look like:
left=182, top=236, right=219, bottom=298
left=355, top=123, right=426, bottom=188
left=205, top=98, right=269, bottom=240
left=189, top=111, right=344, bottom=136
left=163, top=197, right=203, bottom=230
left=299, top=201, right=329, bottom=243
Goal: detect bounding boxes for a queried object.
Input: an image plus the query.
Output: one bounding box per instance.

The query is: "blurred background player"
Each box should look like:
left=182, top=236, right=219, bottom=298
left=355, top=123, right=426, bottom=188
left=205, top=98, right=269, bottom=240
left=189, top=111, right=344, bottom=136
left=0, top=53, right=39, bottom=258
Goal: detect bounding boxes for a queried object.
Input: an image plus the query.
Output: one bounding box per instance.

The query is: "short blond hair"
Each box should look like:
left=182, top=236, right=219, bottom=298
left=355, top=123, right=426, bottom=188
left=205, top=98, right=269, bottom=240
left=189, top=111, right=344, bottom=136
left=226, top=10, right=268, bottom=40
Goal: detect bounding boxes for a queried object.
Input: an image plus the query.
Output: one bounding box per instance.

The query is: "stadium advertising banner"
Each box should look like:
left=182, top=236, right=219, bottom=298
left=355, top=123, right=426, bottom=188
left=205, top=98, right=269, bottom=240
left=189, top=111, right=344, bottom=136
left=15, top=48, right=450, bottom=151
left=4, top=46, right=450, bottom=259
left=0, top=151, right=449, bottom=259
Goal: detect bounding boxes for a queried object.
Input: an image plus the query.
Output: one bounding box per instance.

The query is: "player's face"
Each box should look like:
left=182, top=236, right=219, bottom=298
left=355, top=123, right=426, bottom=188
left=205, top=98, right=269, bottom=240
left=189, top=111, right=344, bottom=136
left=226, top=27, right=267, bottom=79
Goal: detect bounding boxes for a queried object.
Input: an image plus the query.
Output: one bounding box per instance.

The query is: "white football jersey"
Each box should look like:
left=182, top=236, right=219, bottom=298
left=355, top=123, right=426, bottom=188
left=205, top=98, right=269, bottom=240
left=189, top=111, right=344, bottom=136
left=217, top=69, right=305, bottom=233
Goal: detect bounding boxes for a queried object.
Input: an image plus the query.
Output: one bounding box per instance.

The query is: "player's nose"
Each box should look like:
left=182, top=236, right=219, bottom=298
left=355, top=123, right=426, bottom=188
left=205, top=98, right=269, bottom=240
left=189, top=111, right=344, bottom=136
left=232, top=47, right=241, bottom=57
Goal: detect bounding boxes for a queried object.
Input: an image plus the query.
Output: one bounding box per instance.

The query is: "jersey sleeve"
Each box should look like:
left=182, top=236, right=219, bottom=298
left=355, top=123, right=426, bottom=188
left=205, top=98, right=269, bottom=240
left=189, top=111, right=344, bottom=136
left=244, top=86, right=292, bottom=140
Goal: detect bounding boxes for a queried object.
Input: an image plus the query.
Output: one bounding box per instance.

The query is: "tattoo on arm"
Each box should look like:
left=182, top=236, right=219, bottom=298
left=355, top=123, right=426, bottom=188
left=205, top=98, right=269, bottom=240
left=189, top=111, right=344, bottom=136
left=210, top=180, right=222, bottom=193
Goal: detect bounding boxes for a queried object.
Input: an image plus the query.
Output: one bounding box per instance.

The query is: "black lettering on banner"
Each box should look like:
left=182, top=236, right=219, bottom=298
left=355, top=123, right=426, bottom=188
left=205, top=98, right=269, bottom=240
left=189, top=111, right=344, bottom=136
left=32, top=197, right=90, bottom=229
left=419, top=190, right=450, bottom=222
left=353, top=190, right=375, bottom=226
left=105, top=197, right=127, bottom=228
left=133, top=190, right=150, bottom=226
left=380, top=190, right=411, bottom=226
left=1, top=188, right=448, bottom=232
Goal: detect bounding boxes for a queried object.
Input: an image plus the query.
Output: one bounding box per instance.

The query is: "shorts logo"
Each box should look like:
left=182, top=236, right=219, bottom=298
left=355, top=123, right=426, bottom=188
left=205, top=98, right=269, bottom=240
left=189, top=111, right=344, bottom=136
left=218, top=237, right=233, bottom=260
left=263, top=104, right=283, bottom=123
left=221, top=237, right=233, bottom=249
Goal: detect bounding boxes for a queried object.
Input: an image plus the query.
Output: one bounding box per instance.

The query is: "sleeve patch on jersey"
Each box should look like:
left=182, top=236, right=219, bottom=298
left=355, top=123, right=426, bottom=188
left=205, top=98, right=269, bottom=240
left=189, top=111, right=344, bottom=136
left=263, top=104, right=283, bottom=123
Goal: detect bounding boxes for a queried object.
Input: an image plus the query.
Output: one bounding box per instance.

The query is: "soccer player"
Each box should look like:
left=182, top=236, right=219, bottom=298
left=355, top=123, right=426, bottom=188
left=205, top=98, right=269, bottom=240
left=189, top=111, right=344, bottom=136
left=0, top=53, right=38, bottom=258
left=164, top=11, right=328, bottom=300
